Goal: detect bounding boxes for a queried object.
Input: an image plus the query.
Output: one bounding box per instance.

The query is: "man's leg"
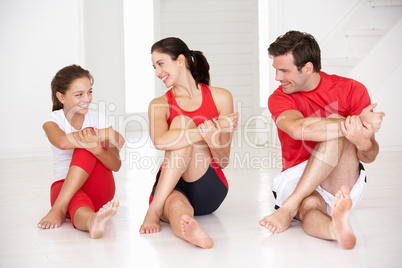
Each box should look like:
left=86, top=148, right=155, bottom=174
left=298, top=186, right=356, bottom=249
left=260, top=137, right=359, bottom=233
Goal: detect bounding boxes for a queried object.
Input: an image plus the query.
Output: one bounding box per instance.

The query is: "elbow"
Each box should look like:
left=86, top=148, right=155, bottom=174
left=287, top=128, right=303, bottom=140
left=153, top=138, right=168, bottom=151
left=112, top=162, right=122, bottom=172
left=153, top=143, right=166, bottom=151
left=56, top=140, right=72, bottom=150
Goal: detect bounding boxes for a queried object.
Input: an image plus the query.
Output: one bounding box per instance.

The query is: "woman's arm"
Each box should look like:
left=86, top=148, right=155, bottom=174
left=148, top=97, right=204, bottom=151
left=203, top=87, right=238, bottom=169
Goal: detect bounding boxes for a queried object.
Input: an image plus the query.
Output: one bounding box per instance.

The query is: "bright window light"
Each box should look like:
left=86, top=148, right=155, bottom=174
left=123, top=0, right=155, bottom=113
left=258, top=0, right=269, bottom=107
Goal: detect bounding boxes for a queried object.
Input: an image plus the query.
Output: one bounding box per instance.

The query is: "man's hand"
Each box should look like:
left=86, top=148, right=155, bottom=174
left=359, top=103, right=385, bottom=133
left=341, top=115, right=373, bottom=151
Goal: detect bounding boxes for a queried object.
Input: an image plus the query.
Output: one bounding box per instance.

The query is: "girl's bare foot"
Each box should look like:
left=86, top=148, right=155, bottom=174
left=331, top=186, right=356, bottom=249
left=89, top=199, right=119, bottom=239
left=37, top=207, right=66, bottom=229
left=181, top=215, right=213, bottom=249
left=139, top=209, right=161, bottom=234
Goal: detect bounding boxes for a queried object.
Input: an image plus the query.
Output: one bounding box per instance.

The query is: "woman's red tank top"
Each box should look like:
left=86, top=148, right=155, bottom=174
left=166, top=83, right=219, bottom=127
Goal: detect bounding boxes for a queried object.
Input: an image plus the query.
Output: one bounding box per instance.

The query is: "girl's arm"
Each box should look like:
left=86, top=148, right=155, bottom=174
left=44, top=122, right=123, bottom=171
left=43, top=122, right=125, bottom=151
left=74, top=128, right=122, bottom=171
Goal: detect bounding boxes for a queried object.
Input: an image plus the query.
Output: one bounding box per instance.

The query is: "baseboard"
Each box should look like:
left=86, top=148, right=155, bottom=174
left=0, top=147, right=52, bottom=159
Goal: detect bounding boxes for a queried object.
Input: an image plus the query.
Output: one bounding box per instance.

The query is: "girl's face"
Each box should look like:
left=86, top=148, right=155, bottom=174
left=151, top=51, right=183, bottom=88
left=57, top=77, right=92, bottom=116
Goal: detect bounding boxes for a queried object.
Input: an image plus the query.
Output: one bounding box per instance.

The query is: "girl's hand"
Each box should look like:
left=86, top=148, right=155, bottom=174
left=74, top=128, right=102, bottom=153
left=107, top=127, right=125, bottom=151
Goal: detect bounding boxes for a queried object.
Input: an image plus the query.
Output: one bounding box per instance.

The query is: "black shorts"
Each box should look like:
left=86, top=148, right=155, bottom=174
left=150, top=163, right=228, bottom=216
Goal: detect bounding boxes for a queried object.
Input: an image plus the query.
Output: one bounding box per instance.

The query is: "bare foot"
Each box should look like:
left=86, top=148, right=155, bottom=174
left=180, top=215, right=213, bottom=249
left=139, top=209, right=161, bottom=234
left=89, top=199, right=119, bottom=239
left=37, top=207, right=66, bottom=229
left=259, top=204, right=297, bottom=234
left=331, top=186, right=356, bottom=249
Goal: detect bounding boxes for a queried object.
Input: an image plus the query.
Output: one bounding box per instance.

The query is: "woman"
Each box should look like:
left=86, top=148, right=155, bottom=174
left=140, top=37, right=238, bottom=248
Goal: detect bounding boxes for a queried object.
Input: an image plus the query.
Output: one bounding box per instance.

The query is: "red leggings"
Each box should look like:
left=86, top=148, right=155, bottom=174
left=50, top=148, right=115, bottom=227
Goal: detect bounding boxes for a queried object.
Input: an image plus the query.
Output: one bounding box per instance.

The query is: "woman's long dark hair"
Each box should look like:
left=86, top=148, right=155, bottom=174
left=151, top=37, right=210, bottom=86
left=50, top=64, right=93, bottom=111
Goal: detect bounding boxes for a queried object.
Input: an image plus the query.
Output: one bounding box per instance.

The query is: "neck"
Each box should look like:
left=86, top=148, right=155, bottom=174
left=172, top=71, right=199, bottom=97
left=303, top=71, right=321, bottom=92
left=63, top=108, right=85, bottom=129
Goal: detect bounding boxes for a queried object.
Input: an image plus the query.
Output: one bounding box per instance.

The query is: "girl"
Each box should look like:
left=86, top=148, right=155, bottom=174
left=37, top=64, right=124, bottom=238
left=140, top=37, right=239, bottom=248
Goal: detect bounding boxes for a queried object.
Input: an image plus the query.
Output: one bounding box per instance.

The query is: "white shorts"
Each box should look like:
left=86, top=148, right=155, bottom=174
left=272, top=160, right=367, bottom=216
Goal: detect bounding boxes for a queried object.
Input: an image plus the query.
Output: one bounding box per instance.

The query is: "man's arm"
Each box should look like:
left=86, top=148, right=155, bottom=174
left=276, top=110, right=344, bottom=142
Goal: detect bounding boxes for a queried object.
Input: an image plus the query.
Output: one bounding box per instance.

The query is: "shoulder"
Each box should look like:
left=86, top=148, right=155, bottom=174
left=209, top=86, right=233, bottom=101
left=43, top=109, right=64, bottom=126
left=148, top=94, right=169, bottom=118
left=149, top=94, right=169, bottom=107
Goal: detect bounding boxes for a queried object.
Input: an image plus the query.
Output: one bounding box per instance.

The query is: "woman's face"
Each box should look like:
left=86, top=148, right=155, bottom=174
left=151, top=51, right=182, bottom=88
left=57, top=77, right=93, bottom=116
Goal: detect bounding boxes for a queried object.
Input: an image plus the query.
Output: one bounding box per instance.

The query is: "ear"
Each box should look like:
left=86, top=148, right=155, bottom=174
left=56, top=92, right=65, bottom=104
left=304, top=62, right=314, bottom=74
left=177, top=54, right=186, bottom=67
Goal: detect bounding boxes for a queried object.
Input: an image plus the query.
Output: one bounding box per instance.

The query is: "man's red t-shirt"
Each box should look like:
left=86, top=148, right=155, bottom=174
left=268, top=72, right=371, bottom=171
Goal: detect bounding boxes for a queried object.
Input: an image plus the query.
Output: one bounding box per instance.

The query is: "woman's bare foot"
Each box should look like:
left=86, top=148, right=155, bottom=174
left=89, top=199, right=119, bottom=239
left=259, top=203, right=298, bottom=234
left=37, top=207, right=66, bottom=229
left=331, top=186, right=356, bottom=249
left=139, top=209, right=161, bottom=234
left=180, top=215, right=213, bottom=249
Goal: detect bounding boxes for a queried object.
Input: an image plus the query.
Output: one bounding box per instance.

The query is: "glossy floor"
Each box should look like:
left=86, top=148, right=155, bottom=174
left=1, top=134, right=401, bottom=267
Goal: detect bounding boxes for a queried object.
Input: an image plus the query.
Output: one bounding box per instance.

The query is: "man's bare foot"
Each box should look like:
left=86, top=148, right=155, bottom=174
left=259, top=204, right=297, bottom=234
left=331, top=186, right=356, bottom=249
left=181, top=215, right=213, bottom=249
left=89, top=199, right=119, bottom=239
left=37, top=207, right=66, bottom=229
left=139, top=209, right=161, bottom=234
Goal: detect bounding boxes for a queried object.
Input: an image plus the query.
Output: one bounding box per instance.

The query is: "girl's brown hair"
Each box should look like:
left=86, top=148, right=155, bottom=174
left=50, top=65, right=93, bottom=111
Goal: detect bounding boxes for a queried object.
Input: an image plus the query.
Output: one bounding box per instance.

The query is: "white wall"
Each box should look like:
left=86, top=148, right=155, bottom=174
left=157, top=0, right=260, bottom=123
left=0, top=0, right=84, bottom=157
left=0, top=0, right=400, bottom=158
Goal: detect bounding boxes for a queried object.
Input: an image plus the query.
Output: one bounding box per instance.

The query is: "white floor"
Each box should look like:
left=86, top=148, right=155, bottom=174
left=1, top=131, right=402, bottom=268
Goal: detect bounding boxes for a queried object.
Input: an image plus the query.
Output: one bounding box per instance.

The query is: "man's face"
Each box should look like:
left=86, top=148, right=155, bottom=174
left=272, top=52, right=309, bottom=94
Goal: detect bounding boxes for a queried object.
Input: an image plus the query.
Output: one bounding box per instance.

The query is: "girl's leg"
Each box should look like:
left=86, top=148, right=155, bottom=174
left=37, top=155, right=93, bottom=229
left=38, top=148, right=107, bottom=229
left=163, top=191, right=213, bottom=249
left=73, top=199, right=119, bottom=239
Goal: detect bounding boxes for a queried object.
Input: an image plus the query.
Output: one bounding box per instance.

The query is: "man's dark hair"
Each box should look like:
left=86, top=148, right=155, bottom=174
left=268, top=30, right=321, bottom=72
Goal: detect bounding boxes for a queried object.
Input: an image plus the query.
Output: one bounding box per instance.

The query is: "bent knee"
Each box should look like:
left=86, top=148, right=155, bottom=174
left=165, top=194, right=193, bottom=213
left=298, top=194, right=326, bottom=220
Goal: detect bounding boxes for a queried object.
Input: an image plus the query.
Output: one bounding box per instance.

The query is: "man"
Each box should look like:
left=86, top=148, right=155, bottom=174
left=259, top=31, right=385, bottom=249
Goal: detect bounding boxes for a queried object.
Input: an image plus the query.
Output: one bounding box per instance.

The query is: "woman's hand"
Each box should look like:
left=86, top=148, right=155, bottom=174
left=198, top=118, right=222, bottom=148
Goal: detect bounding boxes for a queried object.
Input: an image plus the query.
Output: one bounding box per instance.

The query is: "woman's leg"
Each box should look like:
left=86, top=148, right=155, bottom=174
left=140, top=115, right=210, bottom=234
left=162, top=191, right=213, bottom=249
